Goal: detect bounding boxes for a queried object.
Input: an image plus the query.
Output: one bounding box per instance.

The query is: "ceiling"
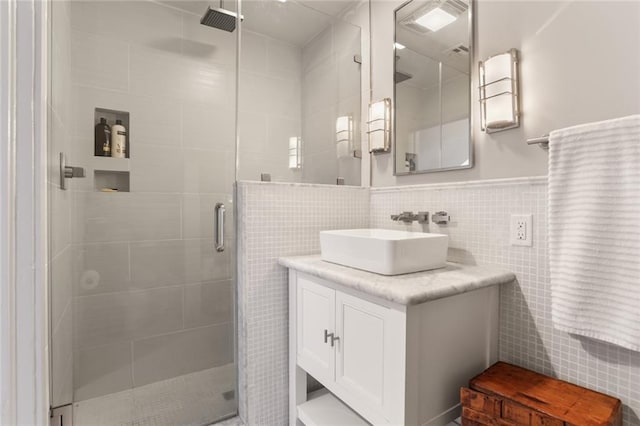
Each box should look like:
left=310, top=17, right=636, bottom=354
left=158, top=0, right=361, bottom=46
left=396, top=47, right=466, bottom=91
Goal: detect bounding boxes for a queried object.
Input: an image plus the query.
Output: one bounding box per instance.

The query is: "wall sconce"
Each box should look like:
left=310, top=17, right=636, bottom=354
left=335, top=115, right=353, bottom=159
left=368, top=98, right=391, bottom=153
left=288, top=136, right=301, bottom=169
left=479, top=49, right=520, bottom=133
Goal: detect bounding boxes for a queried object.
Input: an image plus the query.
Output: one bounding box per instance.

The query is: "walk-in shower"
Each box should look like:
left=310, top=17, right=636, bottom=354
left=48, top=0, right=363, bottom=424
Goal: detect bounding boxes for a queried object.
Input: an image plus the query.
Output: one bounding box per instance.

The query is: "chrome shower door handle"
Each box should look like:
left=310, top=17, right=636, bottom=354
left=215, top=203, right=225, bottom=252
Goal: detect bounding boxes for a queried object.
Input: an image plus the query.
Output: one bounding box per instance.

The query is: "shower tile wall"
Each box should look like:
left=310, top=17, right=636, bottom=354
left=236, top=181, right=370, bottom=425
left=236, top=19, right=363, bottom=186
left=237, top=31, right=303, bottom=182
left=370, top=178, right=640, bottom=426
left=67, top=0, right=237, bottom=402
left=49, top=0, right=74, bottom=408
left=301, top=21, right=361, bottom=185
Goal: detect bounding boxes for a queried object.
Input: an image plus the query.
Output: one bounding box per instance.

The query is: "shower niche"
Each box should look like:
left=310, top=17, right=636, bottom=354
left=93, top=107, right=131, bottom=192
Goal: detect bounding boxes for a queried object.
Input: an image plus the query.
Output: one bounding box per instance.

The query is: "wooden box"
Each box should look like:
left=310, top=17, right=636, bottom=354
left=461, top=362, right=622, bottom=426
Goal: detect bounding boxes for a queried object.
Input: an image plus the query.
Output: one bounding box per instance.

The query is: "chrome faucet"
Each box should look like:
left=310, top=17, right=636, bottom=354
left=390, top=211, right=429, bottom=224
left=431, top=211, right=450, bottom=225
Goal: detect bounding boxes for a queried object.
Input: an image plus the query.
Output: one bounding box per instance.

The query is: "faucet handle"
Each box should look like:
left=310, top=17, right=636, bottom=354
left=432, top=211, right=450, bottom=225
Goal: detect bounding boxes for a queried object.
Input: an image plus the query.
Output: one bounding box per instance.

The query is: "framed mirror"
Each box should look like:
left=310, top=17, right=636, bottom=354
left=393, top=0, right=473, bottom=175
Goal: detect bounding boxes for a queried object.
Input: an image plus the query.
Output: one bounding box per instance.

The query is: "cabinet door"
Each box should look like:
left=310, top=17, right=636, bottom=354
left=334, top=291, right=405, bottom=423
left=296, top=276, right=336, bottom=384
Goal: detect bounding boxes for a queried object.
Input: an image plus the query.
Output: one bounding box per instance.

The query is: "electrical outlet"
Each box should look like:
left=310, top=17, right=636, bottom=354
left=510, top=214, right=532, bottom=246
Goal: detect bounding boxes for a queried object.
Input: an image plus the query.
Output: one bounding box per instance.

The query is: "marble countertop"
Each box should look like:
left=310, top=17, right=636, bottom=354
left=278, top=255, right=516, bottom=306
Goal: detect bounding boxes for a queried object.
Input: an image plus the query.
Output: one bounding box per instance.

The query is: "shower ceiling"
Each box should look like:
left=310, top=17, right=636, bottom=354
left=159, top=0, right=360, bottom=45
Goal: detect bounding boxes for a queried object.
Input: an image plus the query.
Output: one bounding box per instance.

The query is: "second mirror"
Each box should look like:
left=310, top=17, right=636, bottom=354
left=394, top=0, right=473, bottom=175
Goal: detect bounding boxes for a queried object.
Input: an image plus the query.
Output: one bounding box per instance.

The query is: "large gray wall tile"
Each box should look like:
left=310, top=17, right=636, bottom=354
left=74, top=340, right=133, bottom=401
left=72, top=193, right=181, bottom=243
left=129, top=143, right=184, bottom=193
left=184, top=239, right=231, bottom=283
left=183, top=149, right=233, bottom=194
left=130, top=240, right=186, bottom=289
left=132, top=323, right=233, bottom=387
left=73, top=242, right=130, bottom=296
left=71, top=0, right=182, bottom=52
left=71, top=31, right=129, bottom=91
left=182, top=103, right=235, bottom=151
left=184, top=281, right=233, bottom=328
left=75, top=287, right=183, bottom=348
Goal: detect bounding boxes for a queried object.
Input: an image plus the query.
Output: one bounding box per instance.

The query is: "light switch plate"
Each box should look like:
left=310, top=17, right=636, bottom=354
left=510, top=214, right=532, bottom=246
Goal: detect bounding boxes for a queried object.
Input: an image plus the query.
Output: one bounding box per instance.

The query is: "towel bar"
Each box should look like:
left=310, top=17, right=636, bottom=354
left=526, top=135, right=549, bottom=150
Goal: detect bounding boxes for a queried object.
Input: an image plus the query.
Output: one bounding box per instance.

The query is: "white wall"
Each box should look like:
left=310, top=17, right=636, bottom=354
left=369, top=0, right=640, bottom=186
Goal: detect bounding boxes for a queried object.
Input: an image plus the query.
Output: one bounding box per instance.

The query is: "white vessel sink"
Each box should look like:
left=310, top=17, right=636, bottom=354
left=320, top=229, right=448, bottom=276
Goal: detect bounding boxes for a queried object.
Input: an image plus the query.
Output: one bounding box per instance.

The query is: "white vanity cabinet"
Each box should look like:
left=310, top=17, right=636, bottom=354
left=287, top=269, right=503, bottom=426
left=296, top=275, right=406, bottom=424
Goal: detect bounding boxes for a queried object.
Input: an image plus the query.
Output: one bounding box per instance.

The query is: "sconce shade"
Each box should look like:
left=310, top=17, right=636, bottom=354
left=368, top=98, right=391, bottom=153
left=479, top=49, right=519, bottom=133
left=336, top=115, right=353, bottom=159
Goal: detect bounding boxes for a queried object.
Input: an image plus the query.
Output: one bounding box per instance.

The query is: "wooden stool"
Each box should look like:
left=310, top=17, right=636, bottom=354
left=460, top=362, right=622, bottom=426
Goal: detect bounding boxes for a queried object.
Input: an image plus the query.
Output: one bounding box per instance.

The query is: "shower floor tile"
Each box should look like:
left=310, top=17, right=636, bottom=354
left=73, top=363, right=237, bottom=426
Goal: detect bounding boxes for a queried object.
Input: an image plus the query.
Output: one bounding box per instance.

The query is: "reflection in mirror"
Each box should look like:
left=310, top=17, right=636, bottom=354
left=394, top=0, right=472, bottom=175
left=237, top=0, right=363, bottom=186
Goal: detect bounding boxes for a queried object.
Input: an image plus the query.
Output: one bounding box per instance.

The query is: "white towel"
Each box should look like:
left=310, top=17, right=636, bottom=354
left=549, top=114, right=640, bottom=351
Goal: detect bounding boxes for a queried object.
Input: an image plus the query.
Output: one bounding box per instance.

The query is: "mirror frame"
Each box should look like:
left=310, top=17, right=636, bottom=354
left=393, top=0, right=475, bottom=176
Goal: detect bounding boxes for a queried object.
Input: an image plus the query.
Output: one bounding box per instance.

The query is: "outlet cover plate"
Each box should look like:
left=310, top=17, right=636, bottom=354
left=510, top=214, right=532, bottom=246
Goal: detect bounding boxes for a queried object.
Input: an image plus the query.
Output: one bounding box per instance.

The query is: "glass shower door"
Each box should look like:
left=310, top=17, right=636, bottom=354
left=48, top=0, right=238, bottom=424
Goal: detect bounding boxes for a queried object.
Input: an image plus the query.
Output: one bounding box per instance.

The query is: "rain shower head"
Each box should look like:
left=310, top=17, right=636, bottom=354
left=200, top=3, right=242, bottom=32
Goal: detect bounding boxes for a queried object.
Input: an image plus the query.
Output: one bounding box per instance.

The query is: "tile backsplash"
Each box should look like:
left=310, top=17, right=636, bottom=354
left=370, top=177, right=639, bottom=426
left=238, top=177, right=639, bottom=426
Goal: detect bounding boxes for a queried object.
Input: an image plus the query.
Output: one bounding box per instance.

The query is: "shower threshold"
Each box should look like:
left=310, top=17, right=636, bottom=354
left=73, top=363, right=236, bottom=426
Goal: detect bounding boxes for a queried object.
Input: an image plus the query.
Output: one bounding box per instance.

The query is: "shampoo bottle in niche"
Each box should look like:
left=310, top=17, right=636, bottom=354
left=111, top=119, right=127, bottom=158
left=94, top=117, right=111, bottom=157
